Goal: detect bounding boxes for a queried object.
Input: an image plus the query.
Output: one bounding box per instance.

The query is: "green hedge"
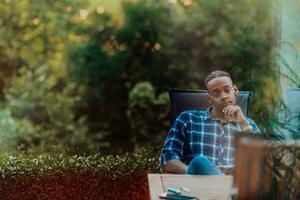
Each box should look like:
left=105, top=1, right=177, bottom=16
left=0, top=149, right=160, bottom=178
left=0, top=149, right=160, bottom=199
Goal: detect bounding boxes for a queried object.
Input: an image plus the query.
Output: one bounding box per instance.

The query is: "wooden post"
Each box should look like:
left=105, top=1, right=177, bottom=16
left=233, top=134, right=300, bottom=200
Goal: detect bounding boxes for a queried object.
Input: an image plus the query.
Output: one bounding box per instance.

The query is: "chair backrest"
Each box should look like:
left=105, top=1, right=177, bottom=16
left=169, top=89, right=252, bottom=124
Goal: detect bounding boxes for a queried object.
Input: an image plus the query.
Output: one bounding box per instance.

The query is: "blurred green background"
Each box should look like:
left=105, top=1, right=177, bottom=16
left=0, top=0, right=299, bottom=155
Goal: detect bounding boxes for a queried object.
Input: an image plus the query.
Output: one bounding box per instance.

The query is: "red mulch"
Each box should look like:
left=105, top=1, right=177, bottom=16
left=0, top=171, right=150, bottom=200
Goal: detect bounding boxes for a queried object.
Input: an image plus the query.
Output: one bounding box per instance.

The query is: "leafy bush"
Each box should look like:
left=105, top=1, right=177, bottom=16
left=0, top=107, right=36, bottom=152
left=68, top=0, right=172, bottom=152
left=0, top=65, right=105, bottom=154
left=0, top=0, right=104, bottom=154
left=128, top=82, right=169, bottom=148
left=0, top=147, right=159, bottom=178
left=0, top=147, right=159, bottom=199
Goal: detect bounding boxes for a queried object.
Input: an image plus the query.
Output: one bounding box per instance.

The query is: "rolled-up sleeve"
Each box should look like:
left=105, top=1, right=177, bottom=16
left=159, top=112, right=187, bottom=169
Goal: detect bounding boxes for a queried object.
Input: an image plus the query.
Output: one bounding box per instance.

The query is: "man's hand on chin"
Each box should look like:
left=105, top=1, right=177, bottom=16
left=222, top=105, right=246, bottom=123
left=222, top=105, right=251, bottom=130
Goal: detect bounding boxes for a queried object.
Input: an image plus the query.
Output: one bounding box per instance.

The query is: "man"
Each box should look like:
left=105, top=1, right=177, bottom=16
left=160, top=70, right=260, bottom=175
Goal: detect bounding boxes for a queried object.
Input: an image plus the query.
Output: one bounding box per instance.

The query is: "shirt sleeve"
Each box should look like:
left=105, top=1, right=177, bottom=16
left=159, top=112, right=187, bottom=169
left=246, top=118, right=260, bottom=134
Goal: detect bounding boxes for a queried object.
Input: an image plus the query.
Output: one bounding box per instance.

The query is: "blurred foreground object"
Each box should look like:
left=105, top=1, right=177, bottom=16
left=234, top=133, right=300, bottom=200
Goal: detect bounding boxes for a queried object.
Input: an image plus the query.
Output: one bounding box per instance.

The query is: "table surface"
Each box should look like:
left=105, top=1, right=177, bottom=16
left=148, top=174, right=233, bottom=200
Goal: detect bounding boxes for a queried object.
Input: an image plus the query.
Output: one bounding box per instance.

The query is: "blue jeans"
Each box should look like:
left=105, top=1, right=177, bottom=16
left=186, top=155, right=223, bottom=175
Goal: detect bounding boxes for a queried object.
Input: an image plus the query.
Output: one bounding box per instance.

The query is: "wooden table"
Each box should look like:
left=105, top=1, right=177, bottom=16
left=148, top=174, right=233, bottom=200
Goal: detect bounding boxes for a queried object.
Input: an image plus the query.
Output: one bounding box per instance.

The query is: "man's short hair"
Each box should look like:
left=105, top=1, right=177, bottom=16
left=204, top=70, right=232, bottom=89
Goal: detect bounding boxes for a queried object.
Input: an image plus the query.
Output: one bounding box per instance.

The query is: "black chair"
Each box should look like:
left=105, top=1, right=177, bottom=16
left=169, top=89, right=252, bottom=125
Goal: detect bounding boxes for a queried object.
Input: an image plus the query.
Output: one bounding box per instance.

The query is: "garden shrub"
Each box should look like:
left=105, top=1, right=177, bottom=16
left=0, top=65, right=103, bottom=154
left=68, top=0, right=172, bottom=152
left=128, top=82, right=169, bottom=148
left=0, top=147, right=160, bottom=200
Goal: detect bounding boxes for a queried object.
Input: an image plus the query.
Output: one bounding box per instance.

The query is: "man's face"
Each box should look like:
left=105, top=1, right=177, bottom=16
left=206, top=76, right=238, bottom=111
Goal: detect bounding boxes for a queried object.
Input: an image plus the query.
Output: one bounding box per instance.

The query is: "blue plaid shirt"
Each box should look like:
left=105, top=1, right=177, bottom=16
left=160, top=108, right=260, bottom=168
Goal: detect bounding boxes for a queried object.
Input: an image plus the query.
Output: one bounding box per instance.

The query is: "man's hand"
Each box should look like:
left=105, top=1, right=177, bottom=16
left=163, top=159, right=188, bottom=174
left=222, top=105, right=248, bottom=127
left=218, top=165, right=235, bottom=175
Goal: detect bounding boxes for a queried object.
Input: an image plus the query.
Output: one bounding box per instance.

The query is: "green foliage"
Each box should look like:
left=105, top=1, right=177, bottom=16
left=0, top=65, right=106, bottom=154
left=0, top=0, right=85, bottom=71
left=68, top=12, right=118, bottom=95
left=0, top=0, right=110, bottom=154
left=0, top=0, right=294, bottom=153
left=129, top=81, right=156, bottom=108
left=0, top=146, right=159, bottom=178
left=0, top=108, right=36, bottom=151
left=68, top=0, right=172, bottom=152
left=128, top=82, right=169, bottom=147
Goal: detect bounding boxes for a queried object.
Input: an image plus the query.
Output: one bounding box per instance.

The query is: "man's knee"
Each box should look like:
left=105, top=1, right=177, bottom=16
left=187, top=155, right=222, bottom=175
left=189, top=156, right=211, bottom=169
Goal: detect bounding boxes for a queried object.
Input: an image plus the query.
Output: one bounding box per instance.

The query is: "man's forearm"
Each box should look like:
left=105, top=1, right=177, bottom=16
left=162, top=159, right=188, bottom=174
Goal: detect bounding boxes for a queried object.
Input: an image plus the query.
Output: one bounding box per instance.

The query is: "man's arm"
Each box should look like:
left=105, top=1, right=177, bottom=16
left=162, top=159, right=188, bottom=174
left=160, top=112, right=188, bottom=174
